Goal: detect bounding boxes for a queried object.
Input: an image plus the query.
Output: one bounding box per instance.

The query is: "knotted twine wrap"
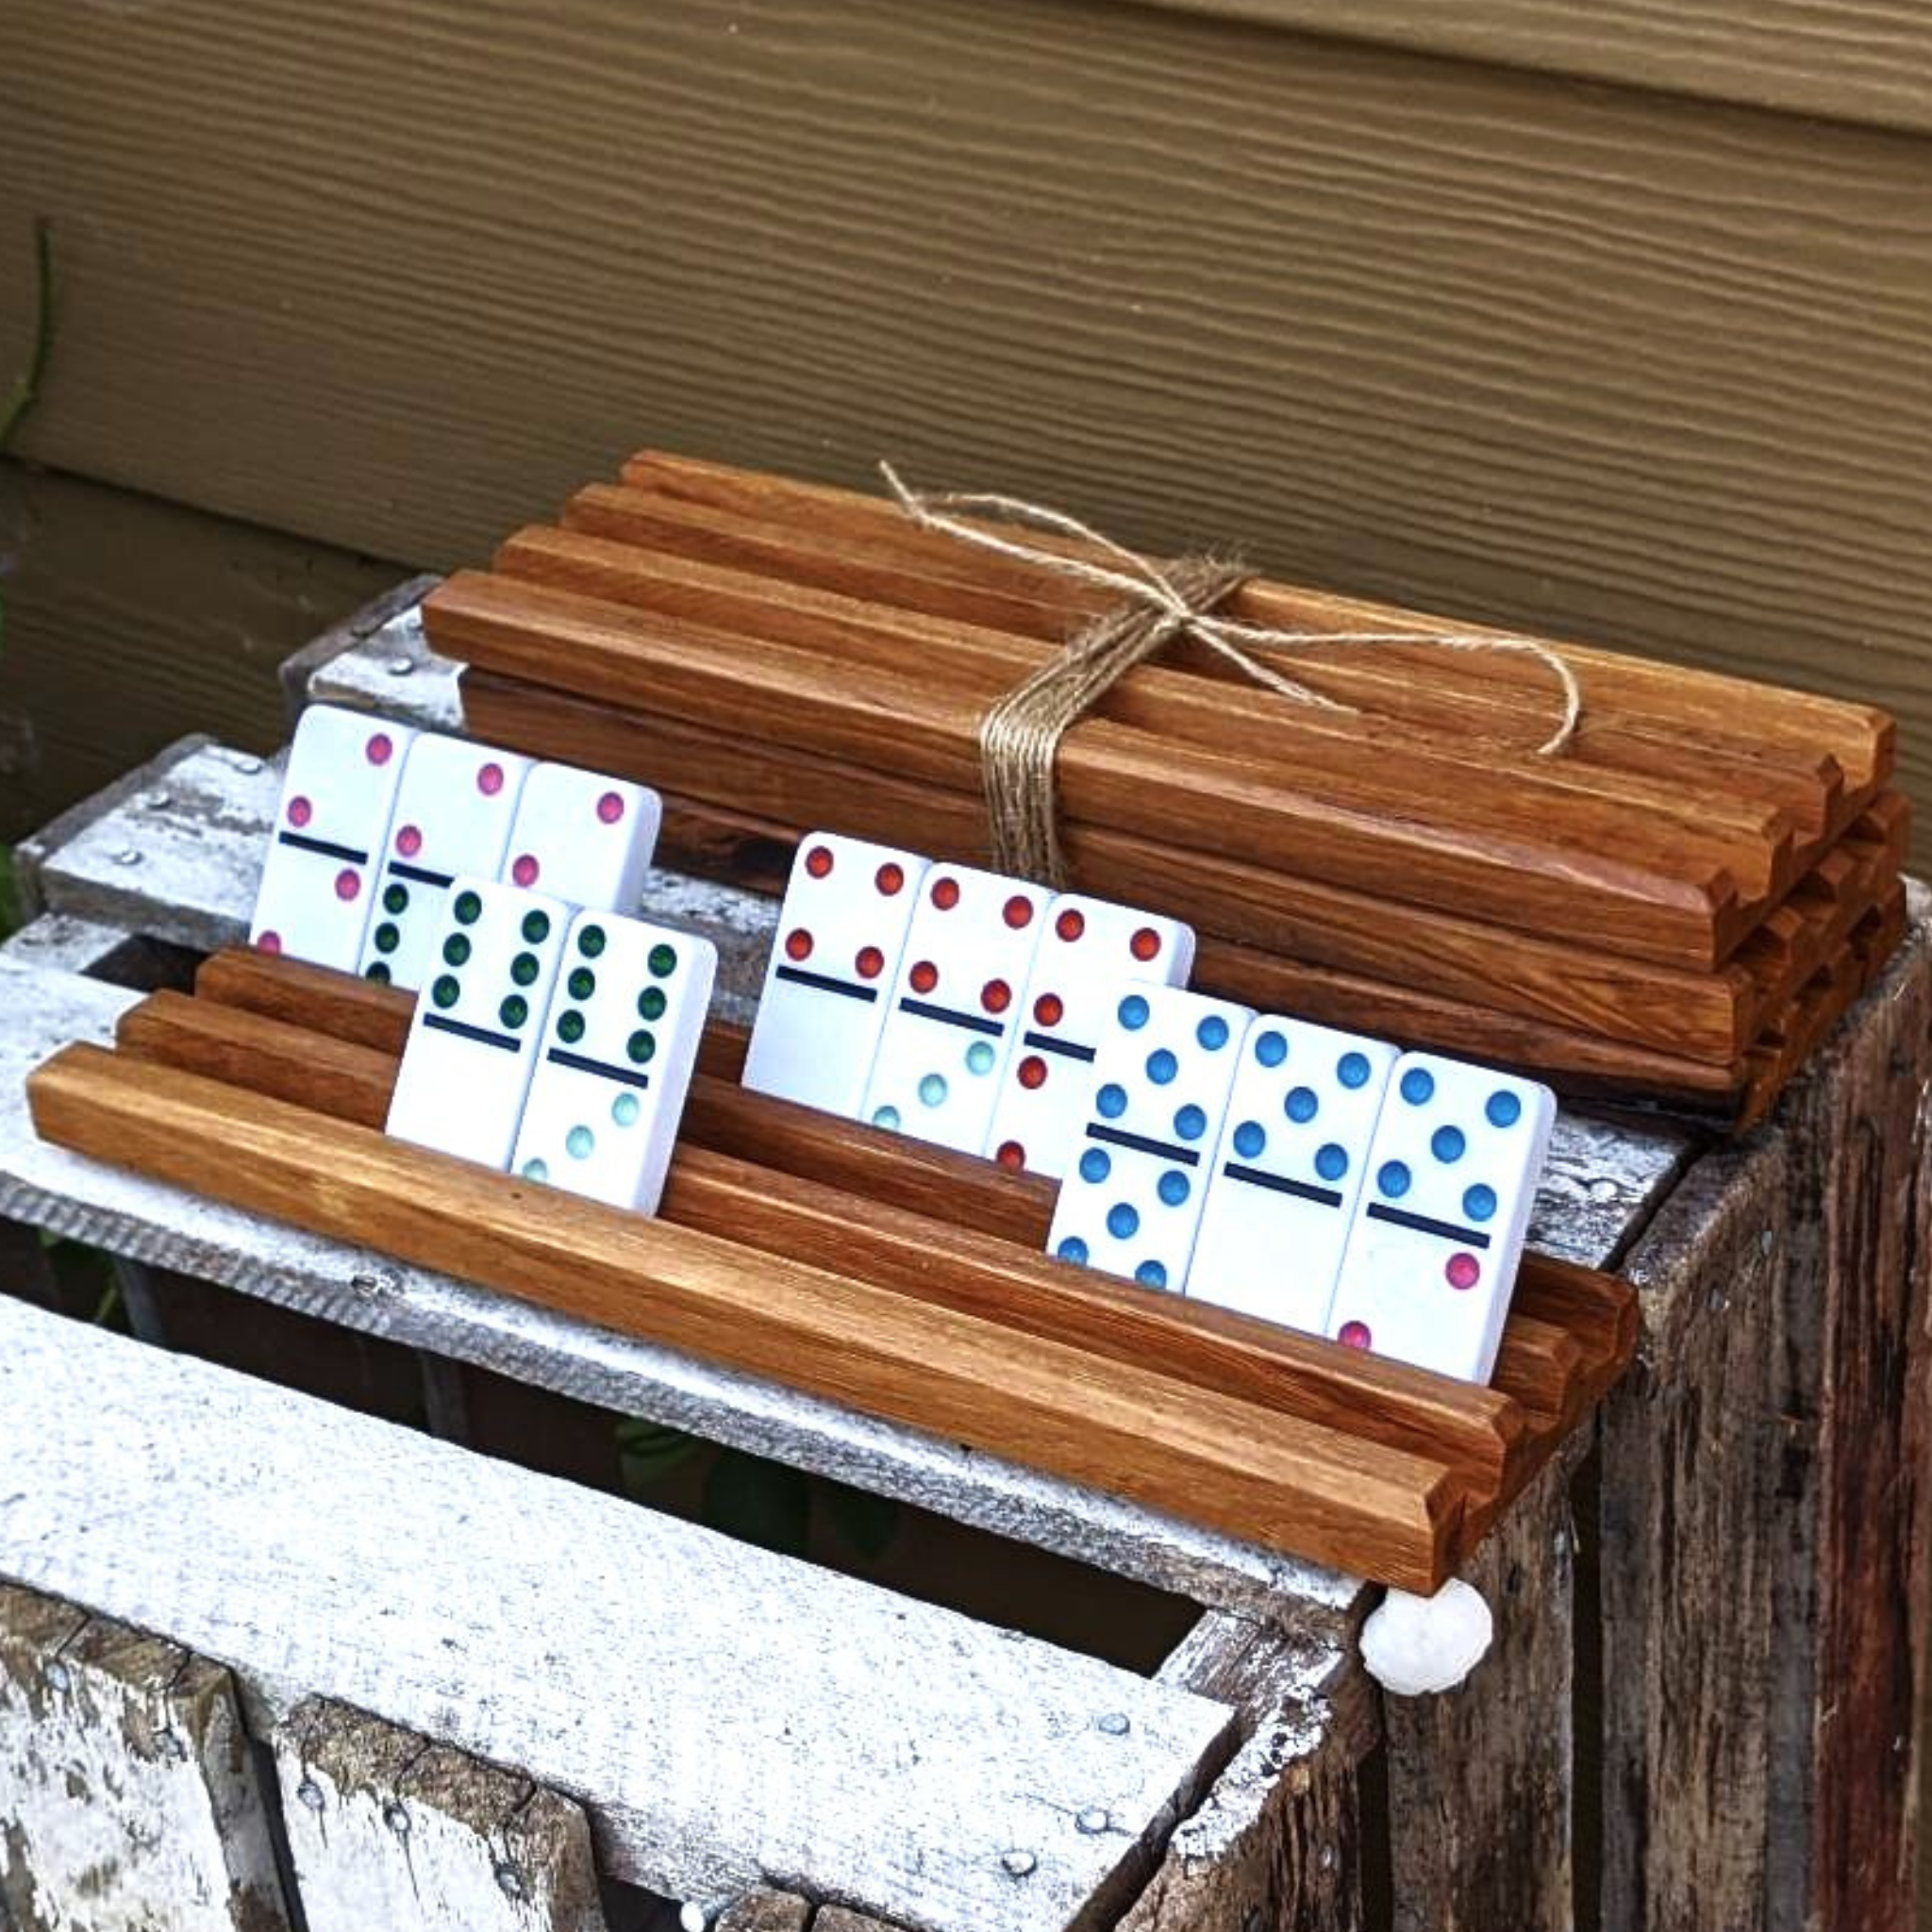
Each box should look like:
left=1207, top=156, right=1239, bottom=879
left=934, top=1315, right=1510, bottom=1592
left=879, top=461, right=1584, bottom=887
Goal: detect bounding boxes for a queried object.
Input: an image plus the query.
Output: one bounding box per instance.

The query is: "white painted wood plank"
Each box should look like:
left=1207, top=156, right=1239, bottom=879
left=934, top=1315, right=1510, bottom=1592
left=0, top=1299, right=1236, bottom=1932
left=0, top=958, right=1360, bottom=1626
left=0, top=1581, right=291, bottom=1932
left=273, top=1699, right=608, bottom=1932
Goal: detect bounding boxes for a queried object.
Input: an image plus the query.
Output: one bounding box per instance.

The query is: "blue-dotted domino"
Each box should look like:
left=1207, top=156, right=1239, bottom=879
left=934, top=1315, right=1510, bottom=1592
left=1187, top=1015, right=1398, bottom=1333
left=1045, top=983, right=1254, bottom=1293
left=983, top=893, right=1195, bottom=1179
left=743, top=833, right=932, bottom=1118
left=385, top=876, right=571, bottom=1170
left=860, top=863, right=1052, bottom=1156
left=510, top=909, right=716, bottom=1214
left=1325, top=1052, right=1557, bottom=1382
left=358, top=734, right=532, bottom=991
left=249, top=706, right=417, bottom=973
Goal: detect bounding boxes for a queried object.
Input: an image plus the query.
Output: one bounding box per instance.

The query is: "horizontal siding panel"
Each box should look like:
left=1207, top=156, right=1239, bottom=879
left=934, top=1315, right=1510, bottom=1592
left=0, top=0, right=1927, bottom=826
left=1131, top=0, right=1932, bottom=135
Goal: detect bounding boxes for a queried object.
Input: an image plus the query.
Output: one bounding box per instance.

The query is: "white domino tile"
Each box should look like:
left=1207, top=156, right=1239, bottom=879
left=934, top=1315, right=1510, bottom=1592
left=385, top=876, right=570, bottom=1171
left=249, top=705, right=416, bottom=972
left=742, top=833, right=931, bottom=1117
left=984, top=893, right=1194, bottom=1179
left=1187, top=1015, right=1398, bottom=1335
left=1326, top=1053, right=1557, bottom=1382
left=1045, top=983, right=1253, bottom=1294
left=511, top=909, right=717, bottom=1214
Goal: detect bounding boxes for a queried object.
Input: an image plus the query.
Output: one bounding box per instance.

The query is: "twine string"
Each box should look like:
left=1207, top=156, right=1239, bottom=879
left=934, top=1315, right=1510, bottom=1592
left=879, top=461, right=1583, bottom=885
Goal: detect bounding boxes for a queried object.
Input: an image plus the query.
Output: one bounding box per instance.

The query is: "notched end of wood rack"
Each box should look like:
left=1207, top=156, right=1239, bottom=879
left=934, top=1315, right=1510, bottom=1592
left=23, top=950, right=1641, bottom=1595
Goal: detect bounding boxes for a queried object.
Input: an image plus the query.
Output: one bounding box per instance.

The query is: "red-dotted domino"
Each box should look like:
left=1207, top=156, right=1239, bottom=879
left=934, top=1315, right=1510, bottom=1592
left=1325, top=1053, right=1557, bottom=1382
left=385, top=876, right=571, bottom=1170
left=860, top=863, right=1052, bottom=1156
left=357, top=734, right=532, bottom=991
left=742, top=833, right=932, bottom=1117
left=497, top=761, right=661, bottom=914
left=1188, top=1014, right=1398, bottom=1334
left=510, top=910, right=717, bottom=1214
left=1045, top=982, right=1253, bottom=1294
left=249, top=705, right=417, bottom=973
left=984, top=893, right=1195, bottom=1178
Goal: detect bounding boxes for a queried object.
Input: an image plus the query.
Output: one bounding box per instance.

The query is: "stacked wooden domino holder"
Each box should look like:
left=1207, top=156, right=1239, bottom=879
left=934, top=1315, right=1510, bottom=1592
left=28, top=941, right=1636, bottom=1596
left=423, top=450, right=1910, bottom=1129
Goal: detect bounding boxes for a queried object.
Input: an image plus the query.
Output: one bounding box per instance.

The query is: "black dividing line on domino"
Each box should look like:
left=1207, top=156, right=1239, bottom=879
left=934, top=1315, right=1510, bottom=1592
left=775, top=965, right=878, bottom=1004
left=1022, top=1030, right=1096, bottom=1062
left=1220, top=1162, right=1342, bottom=1208
left=424, top=1014, right=522, bottom=1054
left=543, top=1047, right=653, bottom=1091
left=1085, top=1123, right=1201, bottom=1167
left=1365, top=1202, right=1492, bottom=1248
left=277, top=831, right=367, bottom=864
left=897, top=996, right=1003, bottom=1038
left=388, top=860, right=455, bottom=888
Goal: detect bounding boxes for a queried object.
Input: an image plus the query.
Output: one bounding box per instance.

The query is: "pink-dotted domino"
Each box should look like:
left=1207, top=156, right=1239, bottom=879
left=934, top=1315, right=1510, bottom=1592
left=358, top=734, right=532, bottom=991
left=984, top=893, right=1195, bottom=1179
left=1325, top=1052, right=1556, bottom=1382
left=497, top=761, right=661, bottom=914
left=250, top=705, right=417, bottom=973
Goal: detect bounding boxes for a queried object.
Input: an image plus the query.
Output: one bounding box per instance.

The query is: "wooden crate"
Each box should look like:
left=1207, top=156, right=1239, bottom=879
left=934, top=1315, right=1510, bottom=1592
left=0, top=580, right=1926, bottom=1931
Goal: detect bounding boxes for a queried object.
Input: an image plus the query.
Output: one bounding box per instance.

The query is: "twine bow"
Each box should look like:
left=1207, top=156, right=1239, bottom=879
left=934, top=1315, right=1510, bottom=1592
left=880, top=461, right=1582, bottom=886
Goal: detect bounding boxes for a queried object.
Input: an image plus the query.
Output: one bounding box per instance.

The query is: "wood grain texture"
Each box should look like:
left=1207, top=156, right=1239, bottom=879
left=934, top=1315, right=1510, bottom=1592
left=5, top=0, right=1932, bottom=830
left=273, top=1700, right=608, bottom=1932
left=1124, top=1614, right=1374, bottom=1932
left=428, top=570, right=1753, bottom=971
left=0, top=1294, right=1239, bottom=1932
left=1129, top=0, right=1932, bottom=136
left=26, top=1042, right=1472, bottom=1590
left=1601, top=893, right=1932, bottom=1932
left=1384, top=1442, right=1583, bottom=1932
left=0, top=1580, right=291, bottom=1932
left=0, top=462, right=396, bottom=842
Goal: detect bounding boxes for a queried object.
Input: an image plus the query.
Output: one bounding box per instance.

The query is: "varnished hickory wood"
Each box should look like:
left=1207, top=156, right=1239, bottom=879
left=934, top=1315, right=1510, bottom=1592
left=187, top=947, right=1638, bottom=1397
left=28, top=1041, right=1469, bottom=1591
left=123, top=983, right=1604, bottom=1510
left=461, top=663, right=1904, bottom=1073
left=425, top=571, right=1751, bottom=973
left=612, top=451, right=1891, bottom=832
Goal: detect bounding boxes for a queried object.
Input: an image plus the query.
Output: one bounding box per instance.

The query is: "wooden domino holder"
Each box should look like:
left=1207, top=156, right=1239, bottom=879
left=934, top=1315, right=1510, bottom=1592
left=456, top=665, right=1905, bottom=1124
left=24, top=947, right=1638, bottom=1592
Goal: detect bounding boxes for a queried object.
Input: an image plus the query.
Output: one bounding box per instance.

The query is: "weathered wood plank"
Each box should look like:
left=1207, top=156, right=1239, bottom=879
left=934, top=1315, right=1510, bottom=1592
left=1121, top=1612, right=1372, bottom=1932
left=6, top=1, right=1932, bottom=829
left=1601, top=889, right=1932, bottom=1932
left=0, top=461, right=397, bottom=844
left=273, top=1699, right=608, bottom=1932
left=0, top=1579, right=291, bottom=1932
left=0, top=1294, right=1238, bottom=1932
left=1384, top=1441, right=1583, bottom=1932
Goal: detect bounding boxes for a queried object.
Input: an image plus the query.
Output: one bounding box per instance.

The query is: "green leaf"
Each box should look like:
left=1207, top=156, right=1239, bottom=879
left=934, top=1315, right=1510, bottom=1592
left=613, top=1417, right=704, bottom=1499
left=822, top=1477, right=901, bottom=1561
left=703, top=1447, right=810, bottom=1557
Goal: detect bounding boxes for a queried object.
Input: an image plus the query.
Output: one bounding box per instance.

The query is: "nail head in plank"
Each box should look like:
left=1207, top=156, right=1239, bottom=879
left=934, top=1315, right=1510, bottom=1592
left=272, top=1699, right=608, bottom=1932
left=0, top=1579, right=292, bottom=1932
left=0, top=1297, right=1237, bottom=1932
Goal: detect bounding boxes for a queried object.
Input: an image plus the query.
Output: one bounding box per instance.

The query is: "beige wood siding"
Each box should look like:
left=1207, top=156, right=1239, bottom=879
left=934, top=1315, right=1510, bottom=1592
left=0, top=0, right=1926, bottom=831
